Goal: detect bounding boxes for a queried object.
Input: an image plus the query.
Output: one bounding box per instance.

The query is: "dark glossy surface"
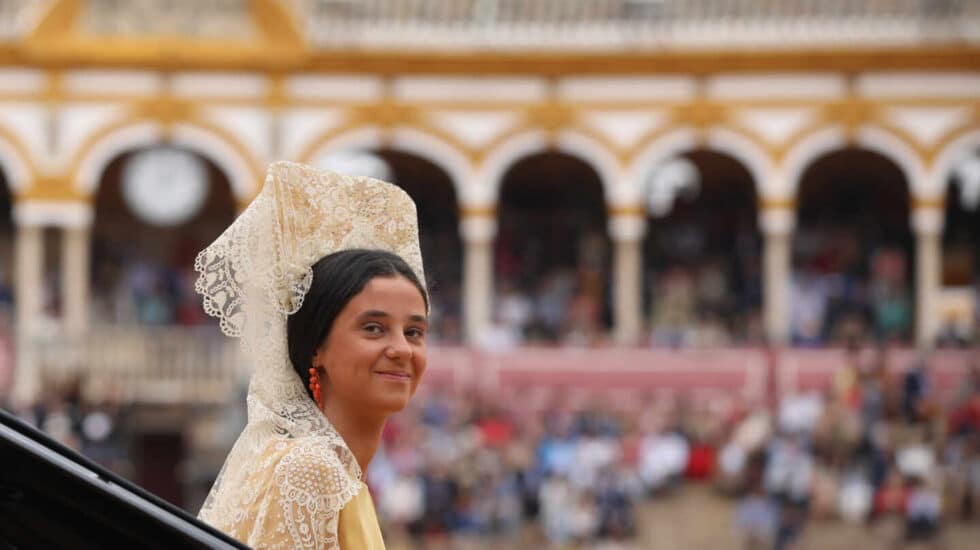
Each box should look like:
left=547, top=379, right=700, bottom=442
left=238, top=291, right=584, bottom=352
left=0, top=409, right=247, bottom=549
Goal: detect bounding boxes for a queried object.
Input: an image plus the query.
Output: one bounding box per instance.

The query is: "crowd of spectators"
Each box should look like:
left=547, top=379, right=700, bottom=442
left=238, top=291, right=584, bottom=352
left=2, top=344, right=979, bottom=549
left=84, top=243, right=468, bottom=344
left=483, top=208, right=980, bottom=349
left=77, top=242, right=973, bottom=351
left=485, top=232, right=975, bottom=351
left=486, top=263, right=767, bottom=350
left=418, top=232, right=464, bottom=345
left=1, top=225, right=975, bottom=350
left=728, top=345, right=980, bottom=549
left=369, top=385, right=666, bottom=549
left=644, top=259, right=764, bottom=349
left=362, top=346, right=980, bottom=549
left=790, top=239, right=917, bottom=347
left=91, top=258, right=207, bottom=326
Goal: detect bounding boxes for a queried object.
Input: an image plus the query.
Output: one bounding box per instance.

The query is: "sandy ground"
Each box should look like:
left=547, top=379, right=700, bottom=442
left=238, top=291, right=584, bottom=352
left=387, top=484, right=980, bottom=550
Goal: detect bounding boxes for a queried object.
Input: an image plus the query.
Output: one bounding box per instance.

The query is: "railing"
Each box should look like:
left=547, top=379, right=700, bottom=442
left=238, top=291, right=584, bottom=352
left=34, top=325, right=245, bottom=406
left=777, top=347, right=971, bottom=399
left=3, top=1, right=976, bottom=48
left=299, top=0, right=975, bottom=23
left=27, top=325, right=771, bottom=406
left=22, top=325, right=974, bottom=407
left=295, top=0, right=980, bottom=50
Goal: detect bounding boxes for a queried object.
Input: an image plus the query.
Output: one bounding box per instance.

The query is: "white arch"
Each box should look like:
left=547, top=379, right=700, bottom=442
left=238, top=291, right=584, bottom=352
left=626, top=127, right=699, bottom=185
left=854, top=126, right=927, bottom=197
left=171, top=123, right=258, bottom=201
left=74, top=121, right=258, bottom=201
left=390, top=126, right=472, bottom=202
left=479, top=130, right=620, bottom=206
left=555, top=130, right=621, bottom=203
left=627, top=127, right=771, bottom=201
left=478, top=130, right=549, bottom=205
left=0, top=132, right=32, bottom=193
left=780, top=126, right=847, bottom=196
left=705, top=127, right=773, bottom=197
left=75, top=122, right=163, bottom=195
left=307, top=126, right=385, bottom=162
left=929, top=129, right=980, bottom=199
left=781, top=125, right=925, bottom=198
left=305, top=125, right=472, bottom=206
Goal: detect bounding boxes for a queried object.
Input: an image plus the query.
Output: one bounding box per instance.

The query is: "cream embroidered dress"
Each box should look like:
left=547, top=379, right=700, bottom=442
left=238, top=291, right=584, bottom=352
left=194, top=161, right=425, bottom=549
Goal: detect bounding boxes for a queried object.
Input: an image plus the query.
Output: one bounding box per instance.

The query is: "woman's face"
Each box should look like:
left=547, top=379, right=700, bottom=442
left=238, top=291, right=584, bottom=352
left=315, top=275, right=428, bottom=416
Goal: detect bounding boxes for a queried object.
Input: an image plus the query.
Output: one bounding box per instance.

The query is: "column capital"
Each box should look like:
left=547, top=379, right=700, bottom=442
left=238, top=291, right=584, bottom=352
left=459, top=208, right=497, bottom=243
left=911, top=203, right=945, bottom=236
left=758, top=205, right=796, bottom=236
left=13, top=200, right=93, bottom=228
left=608, top=212, right=646, bottom=242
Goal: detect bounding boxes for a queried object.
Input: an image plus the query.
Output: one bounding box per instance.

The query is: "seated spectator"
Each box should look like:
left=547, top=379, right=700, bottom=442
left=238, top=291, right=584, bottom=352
left=904, top=475, right=942, bottom=543
left=735, top=481, right=778, bottom=550
left=873, top=469, right=908, bottom=519
left=903, top=356, right=936, bottom=424
left=638, top=421, right=689, bottom=494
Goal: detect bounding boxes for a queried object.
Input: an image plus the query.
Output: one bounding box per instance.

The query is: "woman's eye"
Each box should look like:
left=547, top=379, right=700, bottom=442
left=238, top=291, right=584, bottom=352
left=406, top=328, right=426, bottom=340
left=363, top=324, right=384, bottom=334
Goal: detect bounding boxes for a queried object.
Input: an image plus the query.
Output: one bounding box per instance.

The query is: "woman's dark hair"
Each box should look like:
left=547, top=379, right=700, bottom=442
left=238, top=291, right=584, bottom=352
left=287, top=248, right=428, bottom=400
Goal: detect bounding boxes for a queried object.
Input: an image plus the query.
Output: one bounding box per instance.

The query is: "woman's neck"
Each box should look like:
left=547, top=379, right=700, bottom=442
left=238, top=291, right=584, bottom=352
left=322, top=402, right=386, bottom=475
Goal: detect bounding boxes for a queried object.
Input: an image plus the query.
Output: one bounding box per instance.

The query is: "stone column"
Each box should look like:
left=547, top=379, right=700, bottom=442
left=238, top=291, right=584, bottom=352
left=460, top=209, right=497, bottom=345
left=11, top=201, right=95, bottom=403
left=912, top=203, right=944, bottom=349
left=609, top=211, right=646, bottom=345
left=62, top=223, right=91, bottom=336
left=760, top=204, right=796, bottom=346
left=11, top=222, right=44, bottom=404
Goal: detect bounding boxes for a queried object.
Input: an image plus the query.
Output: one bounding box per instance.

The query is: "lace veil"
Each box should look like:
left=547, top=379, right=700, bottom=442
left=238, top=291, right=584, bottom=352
left=194, top=161, right=425, bottom=548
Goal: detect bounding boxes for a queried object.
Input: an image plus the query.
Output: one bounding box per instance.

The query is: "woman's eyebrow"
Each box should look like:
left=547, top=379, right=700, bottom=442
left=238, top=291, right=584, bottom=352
left=357, top=310, right=427, bottom=323
left=358, top=310, right=390, bottom=320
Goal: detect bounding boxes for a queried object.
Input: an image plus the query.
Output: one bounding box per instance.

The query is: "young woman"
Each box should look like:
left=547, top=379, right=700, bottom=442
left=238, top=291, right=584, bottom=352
left=195, top=161, right=428, bottom=549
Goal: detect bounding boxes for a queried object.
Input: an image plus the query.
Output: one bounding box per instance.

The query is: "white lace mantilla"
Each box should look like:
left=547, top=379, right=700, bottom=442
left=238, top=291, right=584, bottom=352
left=194, top=161, right=425, bottom=549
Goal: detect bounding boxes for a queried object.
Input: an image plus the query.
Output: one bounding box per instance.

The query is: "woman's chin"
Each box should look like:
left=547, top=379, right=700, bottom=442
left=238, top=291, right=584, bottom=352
left=367, top=378, right=420, bottom=413
left=370, top=392, right=412, bottom=415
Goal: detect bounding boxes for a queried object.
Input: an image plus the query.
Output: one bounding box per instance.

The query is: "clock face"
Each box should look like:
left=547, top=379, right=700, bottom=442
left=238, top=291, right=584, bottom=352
left=122, top=147, right=210, bottom=227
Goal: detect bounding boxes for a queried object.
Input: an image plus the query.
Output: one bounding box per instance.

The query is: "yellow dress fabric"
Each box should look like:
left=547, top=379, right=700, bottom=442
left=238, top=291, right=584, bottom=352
left=338, top=482, right=386, bottom=550
left=206, top=437, right=376, bottom=550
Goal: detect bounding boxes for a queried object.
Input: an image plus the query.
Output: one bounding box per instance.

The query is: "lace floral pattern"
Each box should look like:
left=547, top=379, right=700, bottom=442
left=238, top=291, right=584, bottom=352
left=195, top=161, right=425, bottom=549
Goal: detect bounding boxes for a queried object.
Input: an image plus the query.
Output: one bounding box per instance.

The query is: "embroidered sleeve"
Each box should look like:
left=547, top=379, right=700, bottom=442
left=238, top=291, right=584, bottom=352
left=244, top=439, right=361, bottom=550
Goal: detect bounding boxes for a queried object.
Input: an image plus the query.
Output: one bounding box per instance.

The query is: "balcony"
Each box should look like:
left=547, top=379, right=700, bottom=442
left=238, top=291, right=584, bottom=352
left=296, top=0, right=980, bottom=51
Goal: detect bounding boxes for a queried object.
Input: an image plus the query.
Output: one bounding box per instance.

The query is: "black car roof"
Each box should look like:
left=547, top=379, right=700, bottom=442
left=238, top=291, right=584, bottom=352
left=0, top=408, right=249, bottom=549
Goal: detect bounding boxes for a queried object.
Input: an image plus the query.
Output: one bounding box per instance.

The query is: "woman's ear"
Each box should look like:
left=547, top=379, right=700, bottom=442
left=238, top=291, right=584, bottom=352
left=312, top=345, right=330, bottom=374
left=314, top=335, right=331, bottom=359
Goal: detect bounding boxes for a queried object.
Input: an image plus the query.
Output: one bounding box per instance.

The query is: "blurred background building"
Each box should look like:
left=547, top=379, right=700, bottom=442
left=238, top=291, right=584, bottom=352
left=1, top=1, right=979, bottom=548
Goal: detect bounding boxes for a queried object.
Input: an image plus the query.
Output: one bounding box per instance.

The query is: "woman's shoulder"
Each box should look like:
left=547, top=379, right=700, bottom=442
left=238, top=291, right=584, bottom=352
left=221, top=436, right=363, bottom=550
left=267, top=436, right=363, bottom=499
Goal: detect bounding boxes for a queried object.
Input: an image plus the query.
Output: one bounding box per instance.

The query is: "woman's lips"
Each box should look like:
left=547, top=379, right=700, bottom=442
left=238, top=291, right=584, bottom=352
left=376, top=371, right=411, bottom=382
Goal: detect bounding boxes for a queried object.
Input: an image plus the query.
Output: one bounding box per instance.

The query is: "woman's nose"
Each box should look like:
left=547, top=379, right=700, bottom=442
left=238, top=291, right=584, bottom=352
left=385, top=333, right=412, bottom=360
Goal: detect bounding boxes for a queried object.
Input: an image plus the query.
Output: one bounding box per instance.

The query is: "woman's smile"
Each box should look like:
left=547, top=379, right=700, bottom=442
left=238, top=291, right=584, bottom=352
left=374, top=370, right=412, bottom=382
